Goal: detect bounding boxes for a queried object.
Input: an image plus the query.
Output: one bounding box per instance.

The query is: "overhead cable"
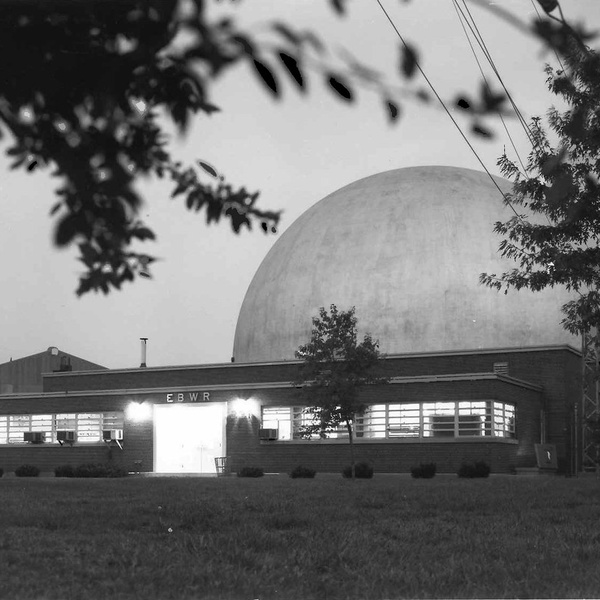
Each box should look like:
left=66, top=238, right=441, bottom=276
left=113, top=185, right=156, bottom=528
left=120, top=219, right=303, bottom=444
left=373, top=0, right=521, bottom=217
left=457, top=0, right=535, bottom=146
left=452, top=0, right=529, bottom=176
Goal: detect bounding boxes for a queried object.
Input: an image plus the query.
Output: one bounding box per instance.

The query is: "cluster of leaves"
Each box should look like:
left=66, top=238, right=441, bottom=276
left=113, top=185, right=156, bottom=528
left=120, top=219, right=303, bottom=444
left=457, top=460, right=490, bottom=478
left=5, top=0, right=565, bottom=295
left=294, top=305, right=386, bottom=441
left=480, top=33, right=600, bottom=335
left=0, top=0, right=428, bottom=295
left=342, top=462, right=373, bottom=479
left=237, top=466, right=264, bottom=478
left=0, top=0, right=284, bottom=295
left=410, top=462, right=437, bottom=479
left=14, top=464, right=40, bottom=477
left=289, top=465, right=316, bottom=478
left=54, top=463, right=128, bottom=477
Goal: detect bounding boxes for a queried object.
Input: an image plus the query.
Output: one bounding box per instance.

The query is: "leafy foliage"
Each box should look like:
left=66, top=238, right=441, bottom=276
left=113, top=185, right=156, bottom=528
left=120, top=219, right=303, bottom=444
left=15, top=464, right=40, bottom=477
left=295, top=305, right=386, bottom=439
left=237, top=466, right=265, bottom=478
left=54, top=464, right=75, bottom=478
left=289, top=465, right=317, bottom=479
left=480, top=35, right=600, bottom=335
left=295, top=305, right=387, bottom=478
left=0, top=0, right=423, bottom=295
left=73, top=463, right=128, bottom=478
left=457, top=461, right=491, bottom=478
left=410, top=462, right=437, bottom=479
left=0, top=0, right=593, bottom=295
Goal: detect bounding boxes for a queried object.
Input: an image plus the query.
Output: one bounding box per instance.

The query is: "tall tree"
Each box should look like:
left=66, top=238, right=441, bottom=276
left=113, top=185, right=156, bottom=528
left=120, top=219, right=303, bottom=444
left=478, top=2, right=600, bottom=470
left=294, top=305, right=387, bottom=479
left=479, top=29, right=600, bottom=337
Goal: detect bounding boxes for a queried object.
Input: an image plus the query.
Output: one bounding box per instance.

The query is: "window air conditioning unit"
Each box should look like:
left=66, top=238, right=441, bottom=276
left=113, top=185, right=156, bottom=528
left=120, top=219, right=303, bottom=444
left=259, top=428, right=278, bottom=441
left=103, top=429, right=124, bottom=441
left=57, top=431, right=76, bottom=444
left=24, top=431, right=45, bottom=444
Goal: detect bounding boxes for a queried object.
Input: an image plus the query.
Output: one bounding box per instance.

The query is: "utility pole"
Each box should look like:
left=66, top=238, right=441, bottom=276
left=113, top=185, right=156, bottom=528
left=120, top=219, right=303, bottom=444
left=581, top=330, right=600, bottom=472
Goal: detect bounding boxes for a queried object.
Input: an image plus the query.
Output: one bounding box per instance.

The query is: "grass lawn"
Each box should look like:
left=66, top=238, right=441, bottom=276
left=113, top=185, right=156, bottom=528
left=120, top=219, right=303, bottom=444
left=1, top=473, right=600, bottom=599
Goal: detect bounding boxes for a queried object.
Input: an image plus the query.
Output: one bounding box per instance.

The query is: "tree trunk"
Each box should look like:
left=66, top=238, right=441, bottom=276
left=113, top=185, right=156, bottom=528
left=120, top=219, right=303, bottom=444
left=346, top=420, right=355, bottom=480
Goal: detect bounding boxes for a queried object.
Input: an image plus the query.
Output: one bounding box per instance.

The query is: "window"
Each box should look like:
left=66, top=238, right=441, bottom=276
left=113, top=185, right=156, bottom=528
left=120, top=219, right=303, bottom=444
left=8, top=415, right=32, bottom=443
left=261, top=401, right=516, bottom=441
left=493, top=402, right=516, bottom=438
left=262, top=407, right=293, bottom=440
left=0, top=412, right=125, bottom=444
left=76, top=413, right=103, bottom=442
left=261, top=406, right=346, bottom=440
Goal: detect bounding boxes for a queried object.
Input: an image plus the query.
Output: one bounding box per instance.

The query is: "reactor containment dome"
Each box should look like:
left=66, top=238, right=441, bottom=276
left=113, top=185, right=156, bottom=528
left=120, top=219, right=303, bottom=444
left=233, top=166, right=578, bottom=363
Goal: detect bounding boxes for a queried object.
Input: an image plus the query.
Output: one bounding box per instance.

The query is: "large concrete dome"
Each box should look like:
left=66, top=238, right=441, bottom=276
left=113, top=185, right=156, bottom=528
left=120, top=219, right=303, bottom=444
left=233, top=166, right=578, bottom=363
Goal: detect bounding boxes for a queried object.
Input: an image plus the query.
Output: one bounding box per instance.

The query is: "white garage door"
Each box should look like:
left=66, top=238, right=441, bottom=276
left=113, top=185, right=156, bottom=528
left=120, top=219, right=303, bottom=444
left=154, top=403, right=225, bottom=473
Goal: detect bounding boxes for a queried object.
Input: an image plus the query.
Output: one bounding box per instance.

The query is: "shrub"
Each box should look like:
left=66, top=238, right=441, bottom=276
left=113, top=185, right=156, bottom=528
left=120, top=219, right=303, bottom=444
left=74, top=463, right=108, bottom=478
left=74, top=463, right=128, bottom=478
left=237, top=466, right=264, bottom=478
left=54, top=464, right=75, bottom=478
left=107, top=465, right=129, bottom=478
left=15, top=464, right=40, bottom=477
left=458, top=460, right=491, bottom=478
left=342, top=462, right=374, bottom=479
left=290, top=465, right=316, bottom=479
left=411, top=462, right=437, bottom=479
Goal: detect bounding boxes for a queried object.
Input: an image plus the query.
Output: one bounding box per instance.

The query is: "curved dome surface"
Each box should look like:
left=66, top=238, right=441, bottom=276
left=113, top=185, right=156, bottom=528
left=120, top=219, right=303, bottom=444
left=233, top=166, right=578, bottom=363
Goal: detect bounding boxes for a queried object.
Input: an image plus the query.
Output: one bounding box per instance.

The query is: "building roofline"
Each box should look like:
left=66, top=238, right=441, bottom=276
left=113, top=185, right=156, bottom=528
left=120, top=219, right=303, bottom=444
left=1, top=347, right=107, bottom=370
left=2, top=371, right=541, bottom=401
left=41, top=343, right=581, bottom=379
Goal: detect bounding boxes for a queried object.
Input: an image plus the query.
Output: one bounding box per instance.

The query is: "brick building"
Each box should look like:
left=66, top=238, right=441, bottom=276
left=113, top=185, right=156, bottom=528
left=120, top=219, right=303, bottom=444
left=0, top=167, right=583, bottom=475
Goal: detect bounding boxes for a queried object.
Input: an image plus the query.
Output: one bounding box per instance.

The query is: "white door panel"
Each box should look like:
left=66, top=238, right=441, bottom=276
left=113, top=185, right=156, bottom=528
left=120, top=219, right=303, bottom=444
left=154, top=403, right=224, bottom=473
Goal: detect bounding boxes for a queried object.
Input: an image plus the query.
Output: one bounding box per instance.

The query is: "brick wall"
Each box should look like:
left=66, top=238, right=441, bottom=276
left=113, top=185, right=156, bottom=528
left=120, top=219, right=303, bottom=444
left=231, top=440, right=518, bottom=475
left=225, top=377, right=540, bottom=474
left=42, top=346, right=580, bottom=393
left=0, top=444, right=125, bottom=474
left=0, top=346, right=580, bottom=475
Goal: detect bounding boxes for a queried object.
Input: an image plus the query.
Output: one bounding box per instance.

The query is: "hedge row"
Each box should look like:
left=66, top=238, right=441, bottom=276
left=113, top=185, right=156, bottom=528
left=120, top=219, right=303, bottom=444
left=0, top=463, right=128, bottom=478
left=0, top=461, right=492, bottom=479
left=234, top=461, right=492, bottom=479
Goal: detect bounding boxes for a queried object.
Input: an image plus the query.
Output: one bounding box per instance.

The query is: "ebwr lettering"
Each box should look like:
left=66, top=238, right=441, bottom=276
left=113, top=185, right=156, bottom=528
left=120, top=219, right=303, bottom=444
left=166, top=392, right=210, bottom=403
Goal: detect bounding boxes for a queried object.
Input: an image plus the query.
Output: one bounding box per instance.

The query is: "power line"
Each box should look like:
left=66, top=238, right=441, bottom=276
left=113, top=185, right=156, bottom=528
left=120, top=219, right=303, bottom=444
left=451, top=0, right=529, bottom=176
left=457, top=0, right=557, bottom=226
left=529, top=0, right=567, bottom=74
left=457, top=0, right=535, bottom=146
left=373, top=0, right=521, bottom=218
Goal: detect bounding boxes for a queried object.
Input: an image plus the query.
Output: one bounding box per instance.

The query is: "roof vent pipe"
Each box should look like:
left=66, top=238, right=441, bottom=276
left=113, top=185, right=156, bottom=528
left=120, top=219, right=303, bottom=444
left=140, top=338, right=148, bottom=368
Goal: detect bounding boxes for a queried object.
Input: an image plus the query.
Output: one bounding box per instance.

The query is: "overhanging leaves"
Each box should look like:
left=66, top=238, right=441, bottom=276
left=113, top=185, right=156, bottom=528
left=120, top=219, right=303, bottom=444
left=252, top=59, right=279, bottom=96
left=400, top=43, right=418, bottom=79
left=386, top=100, right=400, bottom=123
left=328, top=74, right=353, bottom=101
left=278, top=52, right=304, bottom=89
left=481, top=39, right=600, bottom=335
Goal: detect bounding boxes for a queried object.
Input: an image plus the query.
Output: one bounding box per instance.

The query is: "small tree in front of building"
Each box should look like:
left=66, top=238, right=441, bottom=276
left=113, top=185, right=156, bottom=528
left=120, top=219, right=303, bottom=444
left=294, top=305, right=387, bottom=479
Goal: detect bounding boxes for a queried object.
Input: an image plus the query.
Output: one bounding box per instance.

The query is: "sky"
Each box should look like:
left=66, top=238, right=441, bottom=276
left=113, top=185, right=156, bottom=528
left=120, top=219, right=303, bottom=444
left=1, top=0, right=599, bottom=370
